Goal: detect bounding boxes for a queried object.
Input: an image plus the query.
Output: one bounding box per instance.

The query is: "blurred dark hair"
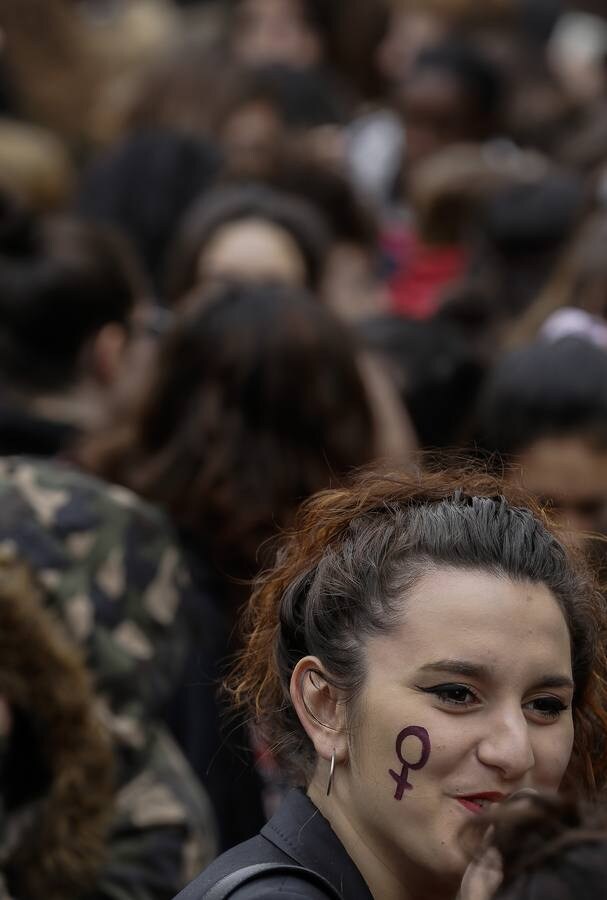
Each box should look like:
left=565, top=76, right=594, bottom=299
left=478, top=170, right=586, bottom=319
left=475, top=337, right=607, bottom=458
left=228, top=0, right=333, bottom=38
left=491, top=794, right=607, bottom=899
left=505, top=211, right=607, bottom=348
left=481, top=172, right=585, bottom=260
left=442, top=169, right=586, bottom=335
left=228, top=0, right=390, bottom=100
left=265, top=158, right=379, bottom=249
left=165, top=182, right=329, bottom=303
left=219, top=63, right=347, bottom=131
left=359, top=316, right=485, bottom=448
left=77, top=282, right=375, bottom=592
left=410, top=40, right=505, bottom=129
left=76, top=129, right=222, bottom=293
left=0, top=192, right=142, bottom=392
left=228, top=0, right=337, bottom=54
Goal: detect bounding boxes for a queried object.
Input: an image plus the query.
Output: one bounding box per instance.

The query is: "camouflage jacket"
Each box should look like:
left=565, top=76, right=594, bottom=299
left=0, top=458, right=217, bottom=900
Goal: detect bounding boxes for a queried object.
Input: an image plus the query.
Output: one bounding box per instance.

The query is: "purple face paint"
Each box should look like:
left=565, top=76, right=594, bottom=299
left=389, top=725, right=431, bottom=800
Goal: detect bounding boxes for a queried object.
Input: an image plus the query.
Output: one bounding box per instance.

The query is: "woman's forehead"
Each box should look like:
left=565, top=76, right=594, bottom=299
left=364, top=567, right=573, bottom=681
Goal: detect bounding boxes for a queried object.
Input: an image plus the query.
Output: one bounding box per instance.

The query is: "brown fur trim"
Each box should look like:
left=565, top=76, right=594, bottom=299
left=0, top=559, right=115, bottom=900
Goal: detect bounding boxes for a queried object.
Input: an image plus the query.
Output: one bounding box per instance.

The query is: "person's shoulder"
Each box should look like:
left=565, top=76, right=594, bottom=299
left=220, top=872, right=333, bottom=899
left=173, top=836, right=302, bottom=900
left=177, top=869, right=331, bottom=900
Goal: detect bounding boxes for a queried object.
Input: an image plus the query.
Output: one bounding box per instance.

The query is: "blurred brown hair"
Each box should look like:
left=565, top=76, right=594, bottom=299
left=77, top=282, right=375, bottom=599
left=490, top=794, right=607, bottom=899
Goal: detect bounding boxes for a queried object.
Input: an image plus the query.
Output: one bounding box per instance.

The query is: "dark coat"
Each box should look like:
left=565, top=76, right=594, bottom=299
left=173, top=789, right=374, bottom=900
left=167, top=530, right=266, bottom=852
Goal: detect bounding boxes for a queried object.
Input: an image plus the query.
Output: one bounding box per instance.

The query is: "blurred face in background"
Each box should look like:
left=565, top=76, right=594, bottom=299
left=231, top=0, right=324, bottom=69
left=197, top=217, right=308, bottom=287
left=221, top=100, right=286, bottom=178
left=511, top=434, right=607, bottom=541
left=399, top=69, right=484, bottom=173
left=377, top=10, right=448, bottom=86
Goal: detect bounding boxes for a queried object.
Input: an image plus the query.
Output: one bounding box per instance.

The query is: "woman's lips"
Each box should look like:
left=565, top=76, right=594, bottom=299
left=456, top=792, right=506, bottom=814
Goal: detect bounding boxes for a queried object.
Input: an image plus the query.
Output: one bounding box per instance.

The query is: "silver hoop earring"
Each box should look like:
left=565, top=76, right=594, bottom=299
left=326, top=748, right=336, bottom=796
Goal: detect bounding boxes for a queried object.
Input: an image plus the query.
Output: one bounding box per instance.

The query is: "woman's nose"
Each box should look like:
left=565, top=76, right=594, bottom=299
left=475, top=708, right=535, bottom=780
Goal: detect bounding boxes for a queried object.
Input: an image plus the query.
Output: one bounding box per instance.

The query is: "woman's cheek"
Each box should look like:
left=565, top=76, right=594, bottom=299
left=535, top=720, right=575, bottom=789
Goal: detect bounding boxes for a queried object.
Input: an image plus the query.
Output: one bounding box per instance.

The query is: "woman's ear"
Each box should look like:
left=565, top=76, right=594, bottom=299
left=290, top=656, right=349, bottom=764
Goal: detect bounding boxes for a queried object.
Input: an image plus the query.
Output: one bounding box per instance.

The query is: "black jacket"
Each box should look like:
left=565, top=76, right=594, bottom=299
left=167, top=530, right=266, bottom=852
left=173, top=789, right=374, bottom=899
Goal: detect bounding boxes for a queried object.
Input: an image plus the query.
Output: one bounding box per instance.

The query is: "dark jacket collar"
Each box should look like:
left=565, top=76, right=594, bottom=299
left=261, top=789, right=373, bottom=899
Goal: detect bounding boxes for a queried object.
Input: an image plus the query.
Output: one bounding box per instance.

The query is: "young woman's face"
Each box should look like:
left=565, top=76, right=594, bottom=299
left=340, top=568, right=574, bottom=892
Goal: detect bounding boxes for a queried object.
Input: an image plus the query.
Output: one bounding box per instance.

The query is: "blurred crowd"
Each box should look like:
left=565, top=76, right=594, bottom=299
left=2, top=0, right=607, bottom=897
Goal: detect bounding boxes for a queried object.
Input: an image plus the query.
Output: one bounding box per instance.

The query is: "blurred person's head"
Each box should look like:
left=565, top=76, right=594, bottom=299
left=506, top=67, right=577, bottom=157
left=377, top=0, right=516, bottom=88
left=505, top=211, right=607, bottom=349
left=124, top=39, right=228, bottom=137
left=216, top=64, right=348, bottom=177
left=489, top=793, right=607, bottom=899
left=398, top=39, right=505, bottom=174
left=165, top=182, right=329, bottom=304
left=77, top=129, right=222, bottom=293
left=407, top=142, right=533, bottom=245
left=447, top=166, right=586, bottom=346
left=227, top=0, right=333, bottom=69
left=475, top=337, right=607, bottom=539
left=359, top=315, right=485, bottom=447
left=378, top=0, right=515, bottom=89
left=546, top=11, right=607, bottom=105
left=77, top=282, right=376, bottom=599
left=229, top=0, right=392, bottom=101
left=127, top=56, right=349, bottom=179
left=266, top=159, right=388, bottom=321
left=0, top=191, right=148, bottom=444
left=376, top=2, right=450, bottom=86
left=0, top=0, right=181, bottom=147
left=318, top=0, right=391, bottom=102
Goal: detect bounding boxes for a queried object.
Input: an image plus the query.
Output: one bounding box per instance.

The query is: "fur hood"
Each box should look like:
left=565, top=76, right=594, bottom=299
left=0, top=558, right=114, bottom=900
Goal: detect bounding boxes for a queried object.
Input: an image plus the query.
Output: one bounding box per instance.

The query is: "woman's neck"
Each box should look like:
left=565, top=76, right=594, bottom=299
left=307, top=780, right=457, bottom=900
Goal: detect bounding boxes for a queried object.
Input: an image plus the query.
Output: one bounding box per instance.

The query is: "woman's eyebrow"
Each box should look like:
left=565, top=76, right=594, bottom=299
left=531, top=675, right=575, bottom=691
left=418, top=660, right=574, bottom=691
left=418, top=659, right=490, bottom=679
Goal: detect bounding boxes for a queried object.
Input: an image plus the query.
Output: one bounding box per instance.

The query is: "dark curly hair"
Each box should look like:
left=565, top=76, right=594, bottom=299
left=229, top=466, right=607, bottom=790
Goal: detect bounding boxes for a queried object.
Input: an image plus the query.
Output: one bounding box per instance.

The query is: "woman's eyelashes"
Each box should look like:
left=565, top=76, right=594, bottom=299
left=524, top=696, right=570, bottom=721
left=417, top=683, right=570, bottom=720
left=417, top=683, right=480, bottom=708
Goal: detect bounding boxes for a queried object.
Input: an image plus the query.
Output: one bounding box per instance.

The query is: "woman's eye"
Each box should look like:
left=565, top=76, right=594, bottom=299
left=422, top=684, right=478, bottom=706
left=526, top=697, right=569, bottom=720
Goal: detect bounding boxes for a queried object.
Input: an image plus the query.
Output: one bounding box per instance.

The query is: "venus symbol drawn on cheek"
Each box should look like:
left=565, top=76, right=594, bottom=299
left=389, top=726, right=431, bottom=800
